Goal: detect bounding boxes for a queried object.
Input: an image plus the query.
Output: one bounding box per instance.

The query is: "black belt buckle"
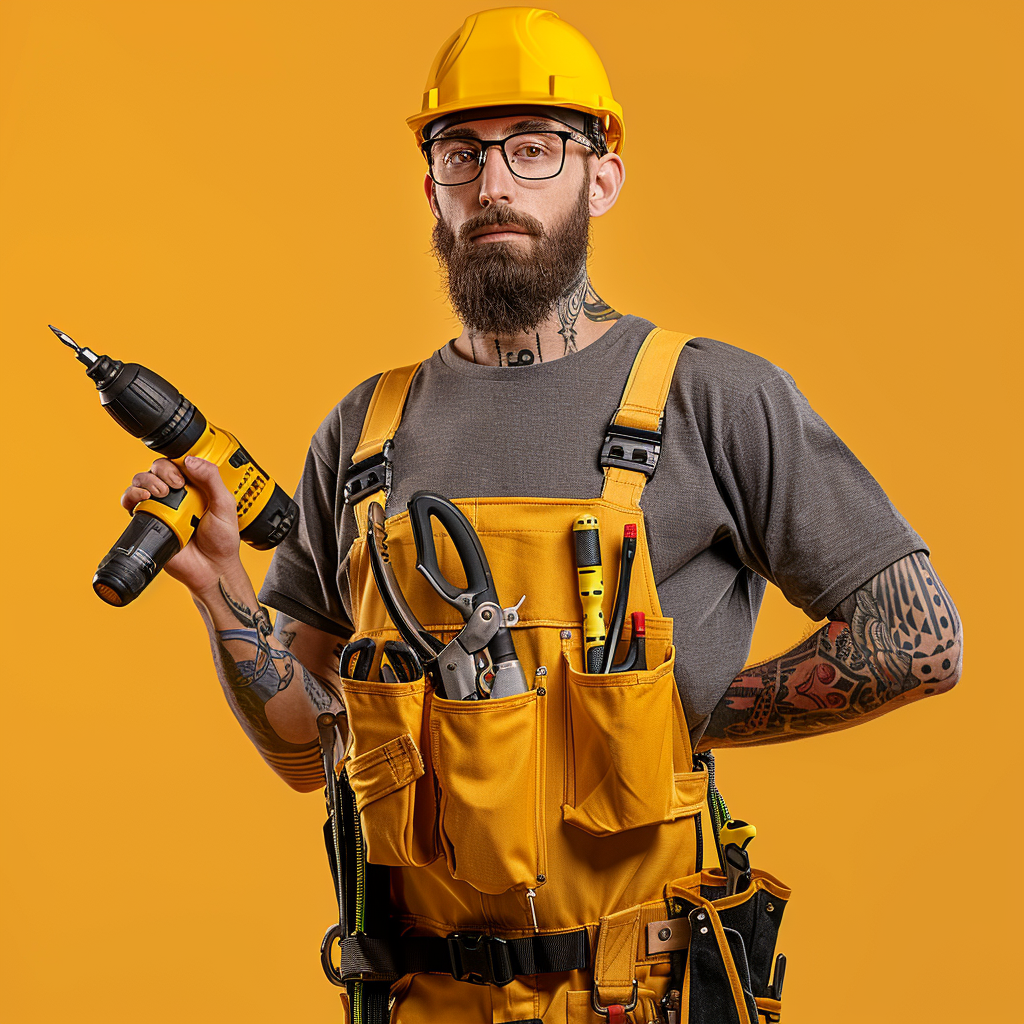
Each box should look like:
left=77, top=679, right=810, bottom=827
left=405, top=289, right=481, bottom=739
left=599, top=424, right=662, bottom=478
left=343, top=441, right=393, bottom=506
left=446, top=931, right=515, bottom=987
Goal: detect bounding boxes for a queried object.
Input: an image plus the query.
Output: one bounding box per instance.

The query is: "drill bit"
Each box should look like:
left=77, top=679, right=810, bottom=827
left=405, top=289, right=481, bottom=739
left=50, top=324, right=98, bottom=365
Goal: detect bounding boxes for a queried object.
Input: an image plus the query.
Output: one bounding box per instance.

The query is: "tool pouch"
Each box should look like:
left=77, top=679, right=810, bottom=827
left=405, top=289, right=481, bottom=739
left=562, top=627, right=708, bottom=836
left=339, top=669, right=439, bottom=868
left=665, top=871, right=790, bottom=1024
left=429, top=685, right=548, bottom=894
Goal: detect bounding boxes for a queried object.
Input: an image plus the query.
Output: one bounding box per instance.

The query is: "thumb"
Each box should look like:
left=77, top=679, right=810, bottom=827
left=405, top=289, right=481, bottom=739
left=183, top=456, right=237, bottom=523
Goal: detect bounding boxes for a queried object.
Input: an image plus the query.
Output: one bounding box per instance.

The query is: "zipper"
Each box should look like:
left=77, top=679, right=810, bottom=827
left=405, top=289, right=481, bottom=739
left=526, top=888, right=539, bottom=932
left=694, top=751, right=726, bottom=872
left=534, top=676, right=549, bottom=902
left=329, top=770, right=344, bottom=925
left=693, top=801, right=704, bottom=872
left=340, top=769, right=367, bottom=1024
left=351, top=788, right=366, bottom=932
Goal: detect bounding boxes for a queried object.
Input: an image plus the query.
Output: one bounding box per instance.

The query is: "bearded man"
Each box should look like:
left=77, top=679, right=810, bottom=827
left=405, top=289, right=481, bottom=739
left=119, top=9, right=961, bottom=1023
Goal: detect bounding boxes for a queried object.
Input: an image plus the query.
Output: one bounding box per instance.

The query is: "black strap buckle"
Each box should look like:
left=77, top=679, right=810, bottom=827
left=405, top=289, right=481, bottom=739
left=599, top=423, right=662, bottom=478
left=446, top=931, right=515, bottom=987
left=343, top=440, right=393, bottom=506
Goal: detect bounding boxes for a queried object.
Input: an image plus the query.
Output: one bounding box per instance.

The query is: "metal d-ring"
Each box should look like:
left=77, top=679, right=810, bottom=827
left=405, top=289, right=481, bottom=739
left=320, top=923, right=345, bottom=986
left=591, top=978, right=638, bottom=1016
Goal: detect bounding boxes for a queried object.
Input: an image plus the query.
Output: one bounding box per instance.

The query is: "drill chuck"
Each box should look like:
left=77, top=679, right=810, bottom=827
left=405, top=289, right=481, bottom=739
left=55, top=325, right=298, bottom=605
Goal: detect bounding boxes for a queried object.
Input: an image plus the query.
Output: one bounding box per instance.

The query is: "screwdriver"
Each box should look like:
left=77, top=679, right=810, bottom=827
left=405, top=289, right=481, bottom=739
left=572, top=514, right=606, bottom=672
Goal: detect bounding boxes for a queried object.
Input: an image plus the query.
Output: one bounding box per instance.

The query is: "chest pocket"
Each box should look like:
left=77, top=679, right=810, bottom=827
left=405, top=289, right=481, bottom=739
left=340, top=661, right=439, bottom=868
left=562, top=628, right=708, bottom=837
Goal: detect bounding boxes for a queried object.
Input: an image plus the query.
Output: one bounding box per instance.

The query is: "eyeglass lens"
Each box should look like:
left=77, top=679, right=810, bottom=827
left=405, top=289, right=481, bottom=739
left=430, top=132, right=567, bottom=184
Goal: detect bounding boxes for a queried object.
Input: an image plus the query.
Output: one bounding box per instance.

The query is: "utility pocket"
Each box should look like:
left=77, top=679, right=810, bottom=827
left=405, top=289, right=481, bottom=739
left=430, top=686, right=547, bottom=895
left=562, top=644, right=705, bottom=836
left=339, top=674, right=439, bottom=868
left=664, top=871, right=791, bottom=1024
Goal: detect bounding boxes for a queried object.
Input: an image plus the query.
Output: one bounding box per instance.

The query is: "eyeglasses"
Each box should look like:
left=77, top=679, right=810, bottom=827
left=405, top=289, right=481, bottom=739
left=421, top=130, right=598, bottom=186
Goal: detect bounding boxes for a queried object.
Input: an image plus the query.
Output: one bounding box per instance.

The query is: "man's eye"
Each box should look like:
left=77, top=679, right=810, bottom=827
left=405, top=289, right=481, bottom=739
left=513, top=144, right=545, bottom=160
left=444, top=149, right=476, bottom=165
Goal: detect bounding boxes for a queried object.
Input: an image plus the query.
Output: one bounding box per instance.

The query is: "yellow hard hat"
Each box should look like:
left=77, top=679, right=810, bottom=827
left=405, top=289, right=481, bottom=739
left=408, top=7, right=625, bottom=155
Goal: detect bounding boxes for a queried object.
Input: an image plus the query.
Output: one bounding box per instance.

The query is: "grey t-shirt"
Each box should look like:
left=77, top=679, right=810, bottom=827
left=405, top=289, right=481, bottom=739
left=259, top=314, right=926, bottom=738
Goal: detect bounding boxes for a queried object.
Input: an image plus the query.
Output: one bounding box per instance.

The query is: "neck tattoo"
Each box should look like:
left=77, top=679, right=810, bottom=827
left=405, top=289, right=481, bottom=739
left=462, top=276, right=620, bottom=366
left=556, top=267, right=588, bottom=355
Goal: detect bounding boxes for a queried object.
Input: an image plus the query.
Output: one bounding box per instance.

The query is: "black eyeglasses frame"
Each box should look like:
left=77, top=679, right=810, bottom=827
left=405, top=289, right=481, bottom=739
left=421, top=129, right=598, bottom=186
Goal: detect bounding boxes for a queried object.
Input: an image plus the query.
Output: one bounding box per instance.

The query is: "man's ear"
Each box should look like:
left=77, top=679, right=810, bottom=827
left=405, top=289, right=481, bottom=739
left=589, top=154, right=625, bottom=218
left=424, top=173, right=440, bottom=219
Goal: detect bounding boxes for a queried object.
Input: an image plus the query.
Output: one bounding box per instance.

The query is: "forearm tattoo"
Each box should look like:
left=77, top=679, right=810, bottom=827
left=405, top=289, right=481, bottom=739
left=704, top=553, right=961, bottom=746
left=205, top=586, right=335, bottom=787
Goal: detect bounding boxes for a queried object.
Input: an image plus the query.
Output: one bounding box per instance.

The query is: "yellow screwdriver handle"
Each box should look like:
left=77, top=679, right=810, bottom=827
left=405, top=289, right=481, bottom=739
left=573, top=514, right=606, bottom=673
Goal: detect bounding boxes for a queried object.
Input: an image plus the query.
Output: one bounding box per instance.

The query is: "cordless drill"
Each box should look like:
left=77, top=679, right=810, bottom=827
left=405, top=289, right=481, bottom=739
left=55, top=326, right=298, bottom=607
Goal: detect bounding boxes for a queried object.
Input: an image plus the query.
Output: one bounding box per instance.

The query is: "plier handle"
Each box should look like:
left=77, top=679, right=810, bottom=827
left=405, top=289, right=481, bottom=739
left=365, top=493, right=527, bottom=700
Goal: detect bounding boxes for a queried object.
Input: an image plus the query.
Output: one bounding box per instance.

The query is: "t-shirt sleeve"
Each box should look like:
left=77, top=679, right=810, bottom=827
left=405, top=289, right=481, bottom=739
left=258, top=438, right=352, bottom=638
left=713, top=369, right=928, bottom=620
left=258, top=374, right=382, bottom=636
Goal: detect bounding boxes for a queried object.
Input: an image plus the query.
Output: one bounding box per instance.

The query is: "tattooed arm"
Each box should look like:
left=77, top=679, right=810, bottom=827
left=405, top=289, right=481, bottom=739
left=121, top=454, right=345, bottom=792
left=697, top=552, right=962, bottom=749
left=192, top=565, right=346, bottom=792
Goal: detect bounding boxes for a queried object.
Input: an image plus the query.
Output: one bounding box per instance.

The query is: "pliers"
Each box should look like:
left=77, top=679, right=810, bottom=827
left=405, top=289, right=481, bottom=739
left=365, top=491, right=527, bottom=700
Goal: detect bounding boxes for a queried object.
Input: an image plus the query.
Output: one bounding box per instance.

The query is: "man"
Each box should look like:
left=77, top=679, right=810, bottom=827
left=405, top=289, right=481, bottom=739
left=121, top=8, right=961, bottom=1021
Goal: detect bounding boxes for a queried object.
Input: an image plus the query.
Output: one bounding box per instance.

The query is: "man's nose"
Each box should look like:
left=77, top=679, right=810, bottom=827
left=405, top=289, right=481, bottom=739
left=477, top=143, right=516, bottom=206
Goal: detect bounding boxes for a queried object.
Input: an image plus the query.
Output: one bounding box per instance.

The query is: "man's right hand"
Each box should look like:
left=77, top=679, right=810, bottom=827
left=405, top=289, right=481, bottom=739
left=123, top=456, right=346, bottom=789
left=121, top=455, right=242, bottom=597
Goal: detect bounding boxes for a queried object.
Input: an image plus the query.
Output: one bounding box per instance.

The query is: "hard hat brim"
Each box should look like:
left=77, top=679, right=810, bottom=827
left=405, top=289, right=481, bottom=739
left=408, top=97, right=624, bottom=155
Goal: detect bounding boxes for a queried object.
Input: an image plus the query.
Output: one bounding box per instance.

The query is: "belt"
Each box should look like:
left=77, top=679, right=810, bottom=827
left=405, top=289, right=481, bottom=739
left=329, top=927, right=591, bottom=989
left=326, top=889, right=694, bottom=991
left=410, top=928, right=591, bottom=986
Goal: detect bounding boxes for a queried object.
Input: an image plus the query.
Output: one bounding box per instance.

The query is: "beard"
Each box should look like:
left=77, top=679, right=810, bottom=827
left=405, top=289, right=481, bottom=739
left=431, top=178, right=591, bottom=337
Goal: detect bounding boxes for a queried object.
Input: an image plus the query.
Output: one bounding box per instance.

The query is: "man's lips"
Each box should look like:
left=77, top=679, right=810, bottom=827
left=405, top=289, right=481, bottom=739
left=468, top=224, right=533, bottom=242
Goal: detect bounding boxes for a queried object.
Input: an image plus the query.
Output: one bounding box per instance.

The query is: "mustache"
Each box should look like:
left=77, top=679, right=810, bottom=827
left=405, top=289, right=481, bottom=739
left=457, top=205, right=545, bottom=243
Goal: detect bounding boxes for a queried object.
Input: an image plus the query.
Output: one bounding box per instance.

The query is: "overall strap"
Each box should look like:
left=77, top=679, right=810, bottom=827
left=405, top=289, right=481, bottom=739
left=600, top=328, right=694, bottom=508
left=344, top=361, right=422, bottom=537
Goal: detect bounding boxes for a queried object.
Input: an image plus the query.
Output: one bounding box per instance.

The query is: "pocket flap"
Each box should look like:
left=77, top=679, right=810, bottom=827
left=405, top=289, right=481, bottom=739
left=671, top=769, right=709, bottom=818
left=346, top=733, right=425, bottom=809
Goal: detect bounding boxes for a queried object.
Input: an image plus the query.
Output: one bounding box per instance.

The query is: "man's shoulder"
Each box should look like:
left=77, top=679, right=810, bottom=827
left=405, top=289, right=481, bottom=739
left=659, top=330, right=792, bottom=409
left=309, top=371, right=384, bottom=467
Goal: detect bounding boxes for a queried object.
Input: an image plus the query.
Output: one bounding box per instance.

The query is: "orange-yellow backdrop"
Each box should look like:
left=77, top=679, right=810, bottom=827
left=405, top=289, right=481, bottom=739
left=2, top=2, right=1020, bottom=1021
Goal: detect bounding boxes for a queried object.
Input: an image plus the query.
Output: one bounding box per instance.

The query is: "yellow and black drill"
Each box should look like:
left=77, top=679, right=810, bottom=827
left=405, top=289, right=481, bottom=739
left=54, top=325, right=298, bottom=607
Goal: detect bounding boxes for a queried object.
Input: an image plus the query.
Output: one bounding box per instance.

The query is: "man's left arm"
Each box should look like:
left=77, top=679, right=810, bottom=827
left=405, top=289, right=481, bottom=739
left=698, top=551, right=962, bottom=749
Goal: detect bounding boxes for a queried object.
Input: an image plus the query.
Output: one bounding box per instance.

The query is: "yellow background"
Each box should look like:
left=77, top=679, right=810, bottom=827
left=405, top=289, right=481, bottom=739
left=2, top=1, right=1020, bottom=1020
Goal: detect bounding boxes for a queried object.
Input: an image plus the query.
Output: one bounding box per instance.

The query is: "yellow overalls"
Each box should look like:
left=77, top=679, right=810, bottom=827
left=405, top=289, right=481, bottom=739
left=329, top=328, right=790, bottom=1023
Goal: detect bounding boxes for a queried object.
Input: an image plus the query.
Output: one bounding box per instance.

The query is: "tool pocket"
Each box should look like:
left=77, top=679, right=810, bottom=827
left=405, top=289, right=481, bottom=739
left=429, top=686, right=547, bottom=894
left=562, top=643, right=705, bottom=836
left=340, top=674, right=439, bottom=868
left=665, top=872, right=790, bottom=1024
